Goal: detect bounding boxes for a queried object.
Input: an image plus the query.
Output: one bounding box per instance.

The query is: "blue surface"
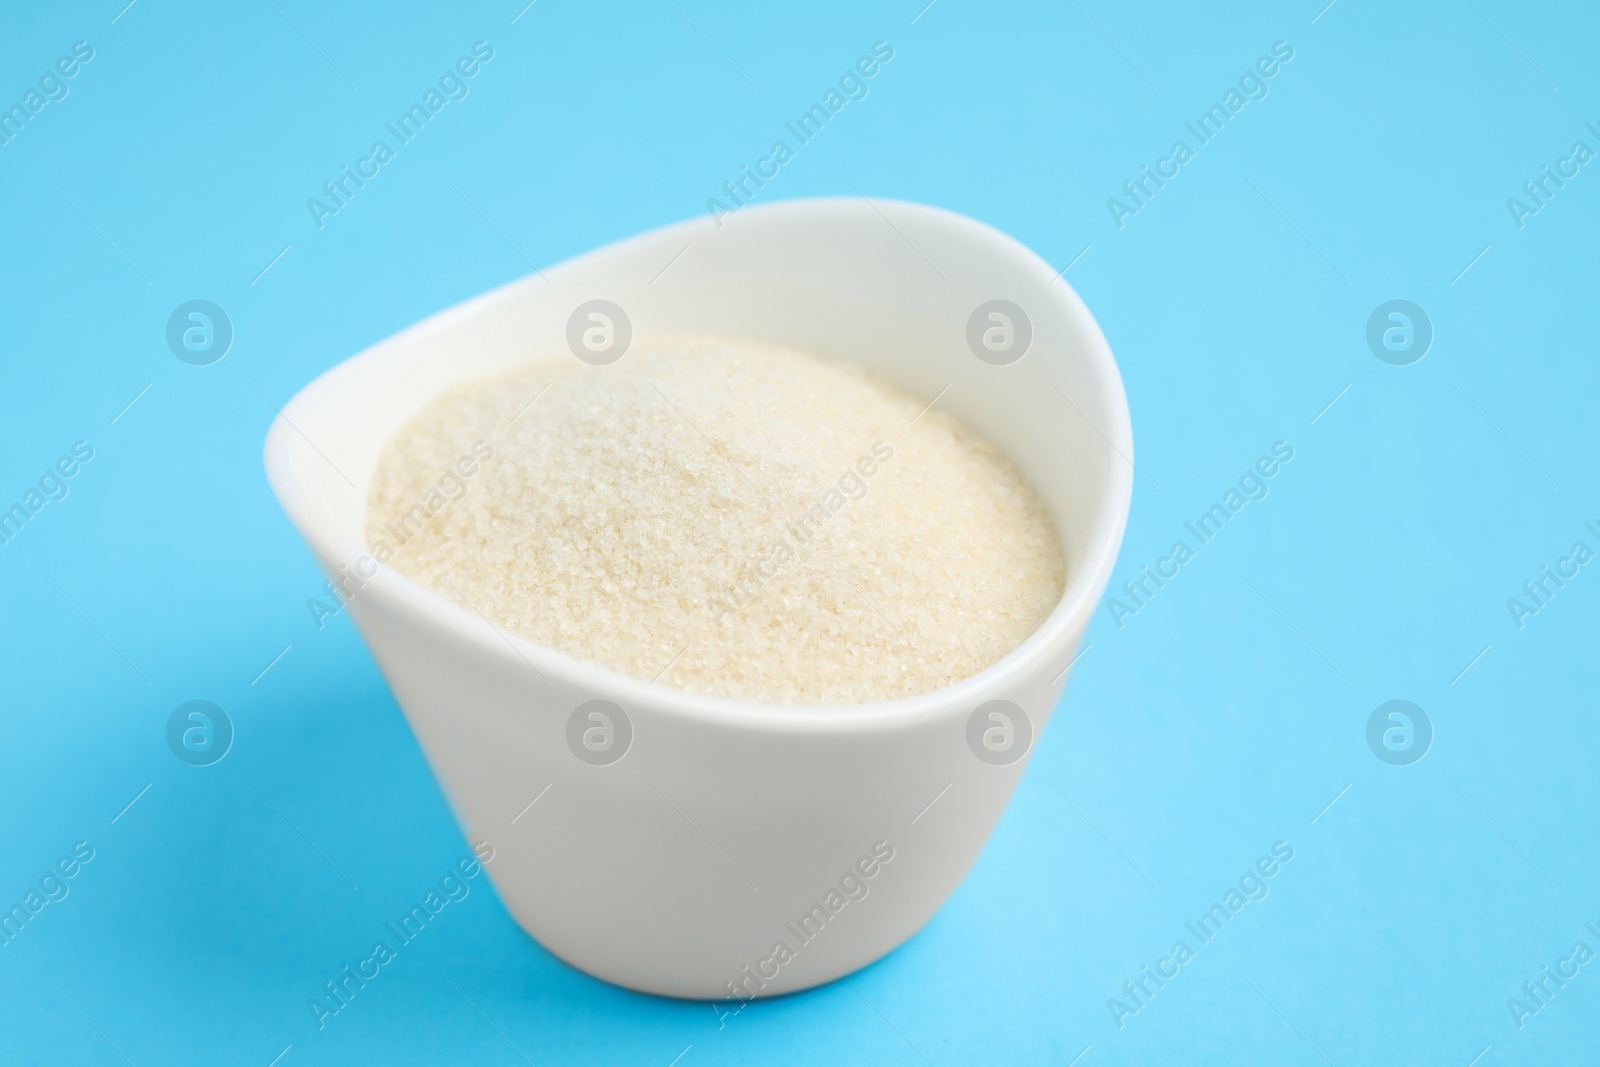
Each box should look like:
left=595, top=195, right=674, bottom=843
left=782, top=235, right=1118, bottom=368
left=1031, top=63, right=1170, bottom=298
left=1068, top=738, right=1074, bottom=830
left=2, top=1, right=1597, bottom=1063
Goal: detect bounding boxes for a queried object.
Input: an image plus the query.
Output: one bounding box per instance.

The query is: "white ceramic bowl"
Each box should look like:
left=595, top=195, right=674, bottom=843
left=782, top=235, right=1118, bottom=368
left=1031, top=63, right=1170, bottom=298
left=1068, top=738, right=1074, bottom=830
left=263, top=197, right=1131, bottom=1000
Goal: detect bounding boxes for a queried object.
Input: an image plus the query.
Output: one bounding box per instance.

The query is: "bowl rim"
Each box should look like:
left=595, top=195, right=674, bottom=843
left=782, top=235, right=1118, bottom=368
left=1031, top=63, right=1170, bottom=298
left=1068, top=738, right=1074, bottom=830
left=263, top=196, right=1133, bottom=735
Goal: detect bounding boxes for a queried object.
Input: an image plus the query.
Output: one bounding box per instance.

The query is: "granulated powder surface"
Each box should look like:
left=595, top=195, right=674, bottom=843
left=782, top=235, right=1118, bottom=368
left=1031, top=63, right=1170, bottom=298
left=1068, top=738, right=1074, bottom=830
left=366, top=335, right=1064, bottom=704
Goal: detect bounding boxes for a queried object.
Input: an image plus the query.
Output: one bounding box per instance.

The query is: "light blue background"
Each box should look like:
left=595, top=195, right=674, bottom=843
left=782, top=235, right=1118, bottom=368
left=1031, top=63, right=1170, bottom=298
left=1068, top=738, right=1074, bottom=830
left=2, top=1, right=1597, bottom=1063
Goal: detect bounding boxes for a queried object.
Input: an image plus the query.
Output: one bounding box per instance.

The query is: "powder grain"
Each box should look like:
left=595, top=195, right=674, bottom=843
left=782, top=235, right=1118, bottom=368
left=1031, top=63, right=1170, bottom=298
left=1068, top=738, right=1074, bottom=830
left=366, top=335, right=1064, bottom=704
